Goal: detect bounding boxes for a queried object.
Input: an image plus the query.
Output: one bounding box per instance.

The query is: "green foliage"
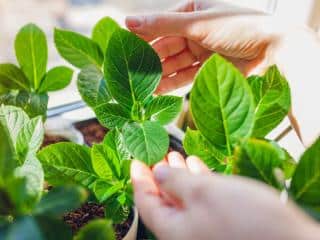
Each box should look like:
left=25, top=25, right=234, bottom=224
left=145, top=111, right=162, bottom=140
left=38, top=130, right=133, bottom=224
left=55, top=17, right=182, bottom=165
left=74, top=219, right=116, bottom=240
left=0, top=23, right=73, bottom=118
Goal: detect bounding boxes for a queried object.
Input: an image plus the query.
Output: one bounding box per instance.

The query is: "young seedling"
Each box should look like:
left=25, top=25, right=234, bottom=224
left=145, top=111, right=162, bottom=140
left=184, top=54, right=294, bottom=188
left=0, top=24, right=73, bottom=118
left=38, top=129, right=133, bottom=225
left=54, top=17, right=183, bottom=165
left=0, top=105, right=86, bottom=239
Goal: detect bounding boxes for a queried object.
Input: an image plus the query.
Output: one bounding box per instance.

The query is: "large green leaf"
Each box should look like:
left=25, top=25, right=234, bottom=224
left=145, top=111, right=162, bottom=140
left=104, top=28, right=162, bottom=111
left=290, top=137, right=320, bottom=206
left=35, top=216, right=72, bottom=240
left=77, top=65, right=111, bottom=108
left=122, top=121, right=169, bottom=165
left=74, top=219, right=115, bottom=240
left=248, top=66, right=291, bottom=137
left=34, top=185, right=87, bottom=217
left=5, top=217, right=43, bottom=240
left=0, top=105, right=29, bottom=145
left=92, top=17, right=120, bottom=53
left=15, top=24, right=48, bottom=90
left=93, top=180, right=124, bottom=203
left=0, top=122, right=15, bottom=186
left=37, top=143, right=98, bottom=188
left=16, top=116, right=44, bottom=162
left=0, top=64, right=29, bottom=90
left=145, top=96, right=183, bottom=125
left=94, top=103, right=131, bottom=129
left=183, top=128, right=227, bottom=171
left=38, top=66, right=73, bottom=93
left=234, top=138, right=289, bottom=189
left=190, top=54, right=255, bottom=155
left=54, top=28, right=103, bottom=68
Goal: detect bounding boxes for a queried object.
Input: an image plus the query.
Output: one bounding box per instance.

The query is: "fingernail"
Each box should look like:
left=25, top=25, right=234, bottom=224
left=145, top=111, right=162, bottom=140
left=154, top=166, right=170, bottom=184
left=126, top=16, right=142, bottom=28
left=131, top=160, right=145, bottom=180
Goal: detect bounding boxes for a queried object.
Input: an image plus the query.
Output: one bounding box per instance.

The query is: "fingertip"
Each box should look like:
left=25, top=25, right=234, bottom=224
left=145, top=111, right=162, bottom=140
left=125, top=16, right=143, bottom=29
left=131, top=160, right=150, bottom=181
left=153, top=165, right=171, bottom=184
left=167, top=151, right=187, bottom=169
left=186, top=156, right=210, bottom=174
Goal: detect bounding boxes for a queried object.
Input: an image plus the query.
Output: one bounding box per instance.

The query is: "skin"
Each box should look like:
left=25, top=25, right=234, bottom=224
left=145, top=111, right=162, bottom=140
left=126, top=0, right=320, bottom=146
left=131, top=153, right=320, bottom=240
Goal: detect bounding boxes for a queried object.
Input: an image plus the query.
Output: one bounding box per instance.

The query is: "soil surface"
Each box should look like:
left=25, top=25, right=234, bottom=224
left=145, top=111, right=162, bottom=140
left=74, top=119, right=108, bottom=146
left=41, top=134, right=69, bottom=148
left=63, top=202, right=133, bottom=240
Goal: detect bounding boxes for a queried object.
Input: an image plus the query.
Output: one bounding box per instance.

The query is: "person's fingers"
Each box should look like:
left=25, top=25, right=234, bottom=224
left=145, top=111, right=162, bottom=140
left=162, top=50, right=197, bottom=76
left=186, top=156, right=211, bottom=174
left=167, top=151, right=187, bottom=169
left=169, top=0, right=196, bottom=12
left=152, top=37, right=187, bottom=60
left=131, top=160, right=173, bottom=230
left=156, top=65, right=200, bottom=94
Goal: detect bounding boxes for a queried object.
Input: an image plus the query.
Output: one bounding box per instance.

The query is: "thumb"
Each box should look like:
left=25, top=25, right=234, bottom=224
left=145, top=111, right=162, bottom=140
left=125, top=13, right=200, bottom=40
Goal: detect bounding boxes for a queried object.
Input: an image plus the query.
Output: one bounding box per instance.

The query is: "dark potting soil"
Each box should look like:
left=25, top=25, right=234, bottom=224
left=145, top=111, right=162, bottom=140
left=74, top=119, right=108, bottom=146
left=41, top=134, right=69, bottom=148
left=63, top=202, right=133, bottom=240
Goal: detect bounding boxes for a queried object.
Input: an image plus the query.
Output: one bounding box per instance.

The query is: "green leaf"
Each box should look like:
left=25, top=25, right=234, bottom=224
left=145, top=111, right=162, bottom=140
left=104, top=197, right=130, bottom=224
left=190, top=54, right=255, bottom=155
left=248, top=66, right=291, bottom=137
left=91, top=144, right=121, bottom=180
left=74, top=219, right=116, bottom=240
left=123, top=121, right=169, bottom=165
left=92, top=17, right=120, bottom=53
left=0, top=122, right=15, bottom=186
left=38, top=66, right=73, bottom=93
left=37, top=143, right=98, bottom=188
left=93, top=180, right=124, bottom=203
left=77, top=65, right=111, bottom=108
left=34, top=185, right=87, bottom=217
left=35, top=216, right=72, bottom=240
left=15, top=24, right=48, bottom=90
left=290, top=137, right=320, bottom=206
left=183, top=128, right=226, bottom=171
left=103, top=129, right=131, bottom=162
left=54, top=28, right=103, bottom=68
left=234, top=138, right=289, bottom=189
left=0, top=64, right=29, bottom=90
left=104, top=28, right=162, bottom=111
left=6, top=217, right=43, bottom=240
left=145, top=96, right=183, bottom=125
left=16, top=116, right=44, bottom=162
left=94, top=103, right=131, bottom=129
left=0, top=105, right=29, bottom=145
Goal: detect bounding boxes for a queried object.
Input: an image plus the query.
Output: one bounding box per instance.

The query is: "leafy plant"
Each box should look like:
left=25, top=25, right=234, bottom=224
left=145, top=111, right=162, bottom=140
left=54, top=17, right=183, bottom=165
left=38, top=129, right=133, bottom=224
left=0, top=105, right=86, bottom=240
left=74, top=219, right=116, bottom=240
left=0, top=24, right=73, bottom=118
left=184, top=54, right=293, bottom=188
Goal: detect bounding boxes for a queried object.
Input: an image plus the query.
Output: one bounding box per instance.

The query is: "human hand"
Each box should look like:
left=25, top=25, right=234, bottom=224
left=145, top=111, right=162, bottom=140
left=131, top=152, right=319, bottom=240
left=126, top=0, right=283, bottom=93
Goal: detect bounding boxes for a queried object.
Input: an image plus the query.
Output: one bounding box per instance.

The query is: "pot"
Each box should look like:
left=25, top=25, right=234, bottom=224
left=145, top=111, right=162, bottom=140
left=123, top=207, right=139, bottom=240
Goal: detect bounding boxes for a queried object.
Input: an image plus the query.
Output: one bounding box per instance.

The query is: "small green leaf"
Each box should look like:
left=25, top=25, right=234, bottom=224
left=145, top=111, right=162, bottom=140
left=93, top=180, right=123, bottom=203
left=92, top=17, right=120, bottom=53
left=0, top=64, right=29, bottom=90
left=94, top=103, right=131, bottom=129
left=15, top=24, right=48, bottom=90
left=54, top=28, right=103, bottom=68
left=183, top=128, right=226, bottom=171
left=37, top=143, right=98, bottom=188
left=105, top=198, right=130, bottom=224
left=34, top=185, right=87, bottom=217
left=234, top=138, right=289, bottom=189
left=103, top=129, right=131, bottom=162
left=290, top=137, right=320, bottom=206
left=190, top=54, right=255, bottom=155
left=77, top=65, right=111, bottom=108
left=123, top=121, right=169, bottom=165
left=16, top=116, right=44, bottom=162
left=248, top=66, right=291, bottom=137
left=74, top=219, right=116, bottom=240
left=104, top=28, right=162, bottom=111
left=38, top=66, right=73, bottom=93
left=145, top=96, right=183, bottom=125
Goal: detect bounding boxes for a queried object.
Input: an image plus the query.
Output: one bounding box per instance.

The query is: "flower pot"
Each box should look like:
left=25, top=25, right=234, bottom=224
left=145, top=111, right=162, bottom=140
left=123, top=207, right=139, bottom=240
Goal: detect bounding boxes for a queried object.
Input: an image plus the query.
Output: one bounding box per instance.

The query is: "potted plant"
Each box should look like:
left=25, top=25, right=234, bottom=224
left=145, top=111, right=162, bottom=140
left=0, top=23, right=83, bottom=146
left=0, top=105, right=87, bottom=239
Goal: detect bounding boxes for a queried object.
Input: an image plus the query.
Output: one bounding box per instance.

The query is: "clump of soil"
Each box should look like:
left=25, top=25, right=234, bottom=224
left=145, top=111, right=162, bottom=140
left=74, top=119, right=108, bottom=146
left=41, top=134, right=69, bottom=148
left=63, top=202, right=133, bottom=240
